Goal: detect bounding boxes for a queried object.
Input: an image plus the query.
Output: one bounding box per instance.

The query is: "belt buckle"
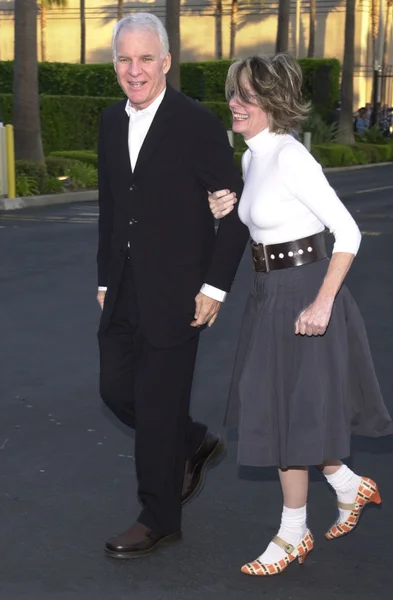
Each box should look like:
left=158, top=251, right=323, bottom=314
left=263, top=244, right=270, bottom=273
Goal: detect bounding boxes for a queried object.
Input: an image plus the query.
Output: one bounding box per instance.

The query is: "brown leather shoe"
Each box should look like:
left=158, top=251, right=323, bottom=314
left=181, top=432, right=226, bottom=506
left=105, top=522, right=182, bottom=559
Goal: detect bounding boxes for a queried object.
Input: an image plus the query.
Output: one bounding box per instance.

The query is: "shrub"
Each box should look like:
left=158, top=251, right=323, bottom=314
left=311, top=144, right=359, bottom=167
left=45, top=156, right=78, bottom=177
left=16, top=174, right=40, bottom=197
left=42, top=176, right=66, bottom=195
left=49, top=150, right=98, bottom=167
left=234, top=152, right=243, bottom=173
left=357, top=126, right=386, bottom=145
left=203, top=101, right=232, bottom=130
left=233, top=132, right=247, bottom=153
left=357, top=143, right=393, bottom=162
left=351, top=147, right=368, bottom=165
left=180, top=62, right=205, bottom=100
left=196, top=60, right=233, bottom=101
left=0, top=94, right=121, bottom=153
left=298, top=58, right=341, bottom=120
left=14, top=156, right=99, bottom=196
left=0, top=61, right=13, bottom=96
left=302, top=111, right=338, bottom=144
left=0, top=61, right=120, bottom=97
left=0, top=94, right=233, bottom=153
left=0, top=58, right=340, bottom=117
left=15, top=160, right=47, bottom=190
left=311, top=142, right=393, bottom=167
left=67, top=162, right=98, bottom=188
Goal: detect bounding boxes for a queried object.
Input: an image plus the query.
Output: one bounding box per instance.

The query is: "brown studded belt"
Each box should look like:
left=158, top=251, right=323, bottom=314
left=251, top=232, right=327, bottom=273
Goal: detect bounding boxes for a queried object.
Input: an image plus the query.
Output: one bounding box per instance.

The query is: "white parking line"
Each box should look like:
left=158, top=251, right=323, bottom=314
left=73, top=212, right=99, bottom=216
left=355, top=185, right=393, bottom=194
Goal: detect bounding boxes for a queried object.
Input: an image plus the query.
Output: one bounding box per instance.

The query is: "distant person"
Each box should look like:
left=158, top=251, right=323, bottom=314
left=379, top=104, right=391, bottom=137
left=355, top=107, right=367, bottom=135
left=365, top=102, right=372, bottom=128
left=329, top=100, right=341, bottom=125
left=208, top=53, right=393, bottom=576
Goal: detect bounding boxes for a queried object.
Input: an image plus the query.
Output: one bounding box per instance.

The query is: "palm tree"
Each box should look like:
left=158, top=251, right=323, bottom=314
left=215, top=0, right=223, bottom=59
left=338, top=0, right=356, bottom=144
left=381, top=0, right=393, bottom=103
left=166, top=0, right=181, bottom=90
left=308, top=0, right=316, bottom=57
left=13, top=0, right=45, bottom=163
left=117, top=0, right=124, bottom=21
left=370, top=0, right=380, bottom=68
left=229, top=0, right=238, bottom=59
left=80, top=0, right=86, bottom=64
left=39, top=0, right=67, bottom=62
left=370, top=0, right=381, bottom=106
left=276, top=0, right=290, bottom=52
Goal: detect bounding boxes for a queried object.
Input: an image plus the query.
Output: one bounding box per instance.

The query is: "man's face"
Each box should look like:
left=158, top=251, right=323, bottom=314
left=114, top=28, right=171, bottom=110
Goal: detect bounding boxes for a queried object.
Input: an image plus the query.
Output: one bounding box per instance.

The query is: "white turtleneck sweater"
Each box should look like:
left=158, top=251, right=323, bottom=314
left=238, top=129, right=361, bottom=254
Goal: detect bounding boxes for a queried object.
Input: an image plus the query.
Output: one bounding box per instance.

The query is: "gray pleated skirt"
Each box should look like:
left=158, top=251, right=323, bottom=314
left=226, top=257, right=393, bottom=468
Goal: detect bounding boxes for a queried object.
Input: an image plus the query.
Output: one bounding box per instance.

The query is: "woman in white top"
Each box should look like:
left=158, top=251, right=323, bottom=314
left=209, top=54, right=393, bottom=576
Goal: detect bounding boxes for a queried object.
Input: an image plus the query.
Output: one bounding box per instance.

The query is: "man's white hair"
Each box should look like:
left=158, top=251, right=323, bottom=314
left=112, top=13, right=169, bottom=58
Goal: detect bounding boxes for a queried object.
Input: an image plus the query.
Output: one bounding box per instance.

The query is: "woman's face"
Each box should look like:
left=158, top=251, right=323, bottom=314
left=228, top=76, right=269, bottom=140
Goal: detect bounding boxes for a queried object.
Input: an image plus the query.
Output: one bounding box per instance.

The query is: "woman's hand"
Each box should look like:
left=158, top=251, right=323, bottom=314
left=208, top=189, right=237, bottom=219
left=295, top=298, right=334, bottom=336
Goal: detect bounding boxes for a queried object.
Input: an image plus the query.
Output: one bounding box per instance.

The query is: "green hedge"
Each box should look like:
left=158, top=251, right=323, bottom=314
left=0, top=94, right=232, bottom=153
left=181, top=60, right=233, bottom=101
left=0, top=58, right=340, bottom=116
left=311, top=143, right=393, bottom=167
left=0, top=61, right=120, bottom=98
left=49, top=150, right=98, bottom=167
left=0, top=94, right=121, bottom=153
left=298, top=58, right=341, bottom=120
left=68, top=142, right=392, bottom=178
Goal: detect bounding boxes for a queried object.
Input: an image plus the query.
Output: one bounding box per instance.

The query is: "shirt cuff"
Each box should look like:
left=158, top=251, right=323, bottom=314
left=98, top=287, right=107, bottom=291
left=200, top=283, right=227, bottom=302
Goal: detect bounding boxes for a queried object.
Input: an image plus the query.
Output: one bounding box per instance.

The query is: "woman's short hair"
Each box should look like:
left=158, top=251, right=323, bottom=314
left=225, top=53, right=310, bottom=134
left=112, top=13, right=169, bottom=59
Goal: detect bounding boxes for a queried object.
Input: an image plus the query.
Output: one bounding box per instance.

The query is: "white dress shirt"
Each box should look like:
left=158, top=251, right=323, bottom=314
left=98, top=88, right=226, bottom=302
left=239, top=128, right=361, bottom=254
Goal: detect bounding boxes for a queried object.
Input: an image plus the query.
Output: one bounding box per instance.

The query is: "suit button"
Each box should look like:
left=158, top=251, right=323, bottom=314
left=129, top=218, right=138, bottom=225
left=129, top=184, right=136, bottom=191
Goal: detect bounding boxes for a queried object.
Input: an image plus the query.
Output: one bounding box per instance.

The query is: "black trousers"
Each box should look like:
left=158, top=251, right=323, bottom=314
left=98, top=262, right=207, bottom=534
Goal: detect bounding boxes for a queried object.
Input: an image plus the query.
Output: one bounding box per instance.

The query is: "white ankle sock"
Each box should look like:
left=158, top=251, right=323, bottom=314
left=324, top=464, right=362, bottom=524
left=258, top=505, right=307, bottom=565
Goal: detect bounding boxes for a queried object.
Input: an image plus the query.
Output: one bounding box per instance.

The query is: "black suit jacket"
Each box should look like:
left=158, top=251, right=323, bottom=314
left=97, top=85, right=249, bottom=347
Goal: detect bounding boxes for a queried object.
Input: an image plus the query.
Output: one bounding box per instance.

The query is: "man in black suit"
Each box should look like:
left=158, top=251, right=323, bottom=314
left=97, top=13, right=248, bottom=558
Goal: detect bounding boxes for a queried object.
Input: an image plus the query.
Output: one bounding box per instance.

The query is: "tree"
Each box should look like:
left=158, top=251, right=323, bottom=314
left=276, top=0, right=290, bottom=52
left=13, top=0, right=45, bottom=163
left=229, top=0, right=238, bottom=59
left=338, top=0, right=356, bottom=144
left=39, top=0, right=67, bottom=62
left=370, top=0, right=381, bottom=67
left=166, top=0, right=181, bottom=90
left=215, top=0, right=223, bottom=59
left=308, top=0, right=316, bottom=57
left=80, top=0, right=86, bottom=64
left=370, top=0, right=381, bottom=105
left=381, top=0, right=393, bottom=103
left=117, top=0, right=124, bottom=21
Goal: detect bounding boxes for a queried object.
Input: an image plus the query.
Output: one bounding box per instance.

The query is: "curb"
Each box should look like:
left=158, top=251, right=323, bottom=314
left=0, top=162, right=391, bottom=212
left=324, top=162, right=392, bottom=173
left=0, top=189, right=97, bottom=211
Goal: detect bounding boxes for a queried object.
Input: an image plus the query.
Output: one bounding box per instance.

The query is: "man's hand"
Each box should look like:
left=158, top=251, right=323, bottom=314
left=97, top=290, right=106, bottom=311
left=191, top=292, right=222, bottom=328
